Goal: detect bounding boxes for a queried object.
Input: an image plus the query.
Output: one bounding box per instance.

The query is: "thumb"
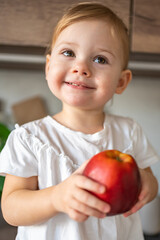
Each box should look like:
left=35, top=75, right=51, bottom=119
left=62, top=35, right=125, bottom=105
left=74, top=159, right=91, bottom=175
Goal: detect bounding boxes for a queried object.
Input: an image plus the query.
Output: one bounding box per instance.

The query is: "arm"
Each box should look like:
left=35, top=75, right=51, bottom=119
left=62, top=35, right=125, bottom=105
left=123, top=167, right=158, bottom=217
left=1, top=174, right=58, bottom=226
left=1, top=162, right=110, bottom=226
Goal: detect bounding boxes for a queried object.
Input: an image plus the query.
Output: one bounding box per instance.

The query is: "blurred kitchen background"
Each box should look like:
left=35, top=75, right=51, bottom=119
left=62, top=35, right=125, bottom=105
left=0, top=0, right=160, bottom=239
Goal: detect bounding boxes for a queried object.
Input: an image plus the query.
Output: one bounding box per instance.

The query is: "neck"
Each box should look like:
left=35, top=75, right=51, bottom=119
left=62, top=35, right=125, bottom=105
left=53, top=105, right=105, bottom=134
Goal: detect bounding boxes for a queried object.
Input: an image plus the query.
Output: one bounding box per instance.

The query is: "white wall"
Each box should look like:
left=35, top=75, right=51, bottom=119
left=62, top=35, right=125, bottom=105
left=0, top=68, right=160, bottom=193
left=0, top=68, right=62, bottom=117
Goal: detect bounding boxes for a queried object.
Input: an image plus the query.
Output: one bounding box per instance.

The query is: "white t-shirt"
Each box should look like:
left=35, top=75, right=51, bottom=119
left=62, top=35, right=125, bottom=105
left=0, top=114, right=159, bottom=240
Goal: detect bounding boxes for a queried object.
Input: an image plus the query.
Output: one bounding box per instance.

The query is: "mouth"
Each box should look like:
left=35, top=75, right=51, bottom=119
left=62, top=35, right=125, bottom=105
left=64, top=81, right=95, bottom=89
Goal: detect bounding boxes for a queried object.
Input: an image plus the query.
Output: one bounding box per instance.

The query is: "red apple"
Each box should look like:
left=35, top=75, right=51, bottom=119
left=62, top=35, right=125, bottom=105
left=83, top=150, right=142, bottom=216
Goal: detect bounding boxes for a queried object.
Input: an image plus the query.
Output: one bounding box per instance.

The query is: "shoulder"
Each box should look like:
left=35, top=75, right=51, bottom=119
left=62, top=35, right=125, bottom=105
left=104, top=114, right=144, bottom=142
left=6, top=116, right=51, bottom=149
left=20, top=116, right=50, bottom=133
left=12, top=116, right=52, bottom=139
left=105, top=114, right=137, bottom=130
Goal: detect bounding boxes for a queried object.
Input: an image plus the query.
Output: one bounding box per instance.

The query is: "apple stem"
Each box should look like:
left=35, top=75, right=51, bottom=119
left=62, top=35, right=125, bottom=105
left=115, top=156, right=122, bottom=162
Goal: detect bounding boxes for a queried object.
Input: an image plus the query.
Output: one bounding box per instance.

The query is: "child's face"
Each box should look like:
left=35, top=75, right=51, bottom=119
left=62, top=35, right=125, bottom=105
left=46, top=20, right=131, bottom=111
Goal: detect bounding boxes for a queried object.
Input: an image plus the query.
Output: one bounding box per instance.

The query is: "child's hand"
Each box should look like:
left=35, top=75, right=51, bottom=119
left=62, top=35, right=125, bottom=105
left=123, top=167, right=158, bottom=217
left=52, top=160, right=111, bottom=222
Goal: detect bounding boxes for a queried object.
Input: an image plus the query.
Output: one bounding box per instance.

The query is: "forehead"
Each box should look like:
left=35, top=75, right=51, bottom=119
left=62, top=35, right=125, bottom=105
left=54, top=19, right=120, bottom=46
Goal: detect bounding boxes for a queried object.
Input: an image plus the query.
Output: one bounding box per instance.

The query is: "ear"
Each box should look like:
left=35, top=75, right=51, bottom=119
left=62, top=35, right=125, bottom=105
left=45, top=54, right=51, bottom=80
left=115, top=69, right=132, bottom=94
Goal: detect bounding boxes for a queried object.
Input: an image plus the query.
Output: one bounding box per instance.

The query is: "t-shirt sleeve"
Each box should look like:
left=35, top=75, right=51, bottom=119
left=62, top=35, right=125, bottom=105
left=132, top=120, right=160, bottom=169
left=0, top=126, right=38, bottom=177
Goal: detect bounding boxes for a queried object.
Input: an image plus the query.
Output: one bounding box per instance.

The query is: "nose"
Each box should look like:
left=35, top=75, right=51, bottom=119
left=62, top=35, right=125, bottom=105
left=71, top=60, right=91, bottom=77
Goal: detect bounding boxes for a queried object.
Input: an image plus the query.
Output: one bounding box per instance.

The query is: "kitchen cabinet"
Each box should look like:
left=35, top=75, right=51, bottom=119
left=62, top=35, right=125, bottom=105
left=0, top=0, right=159, bottom=67
left=131, top=0, right=160, bottom=53
left=0, top=0, right=130, bottom=48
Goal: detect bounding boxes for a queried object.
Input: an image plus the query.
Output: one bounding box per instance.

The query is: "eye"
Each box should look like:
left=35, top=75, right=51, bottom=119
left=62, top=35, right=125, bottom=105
left=62, top=50, right=75, bottom=57
left=94, top=56, right=108, bottom=64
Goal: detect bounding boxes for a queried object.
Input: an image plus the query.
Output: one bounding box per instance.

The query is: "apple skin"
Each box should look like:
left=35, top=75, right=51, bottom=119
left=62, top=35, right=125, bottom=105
left=83, top=150, right=142, bottom=216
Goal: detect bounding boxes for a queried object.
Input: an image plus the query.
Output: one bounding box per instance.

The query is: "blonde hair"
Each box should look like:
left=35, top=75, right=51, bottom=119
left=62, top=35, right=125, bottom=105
left=47, top=2, right=129, bottom=70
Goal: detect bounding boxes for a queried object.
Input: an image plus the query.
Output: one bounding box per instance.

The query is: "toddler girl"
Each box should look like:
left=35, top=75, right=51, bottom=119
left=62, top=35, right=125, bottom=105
left=0, top=2, right=159, bottom=240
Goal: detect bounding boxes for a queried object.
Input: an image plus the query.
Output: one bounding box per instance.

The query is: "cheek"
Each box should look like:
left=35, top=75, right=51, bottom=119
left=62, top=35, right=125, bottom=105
left=47, top=63, right=64, bottom=85
left=97, top=75, right=120, bottom=101
left=46, top=68, right=62, bottom=96
left=97, top=74, right=118, bottom=91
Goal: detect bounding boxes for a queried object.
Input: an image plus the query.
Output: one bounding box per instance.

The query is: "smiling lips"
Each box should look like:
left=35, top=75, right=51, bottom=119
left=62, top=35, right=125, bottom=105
left=65, top=81, right=95, bottom=89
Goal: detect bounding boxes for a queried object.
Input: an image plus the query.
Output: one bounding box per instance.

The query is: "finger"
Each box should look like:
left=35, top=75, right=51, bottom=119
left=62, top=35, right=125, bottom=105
left=70, top=198, right=106, bottom=218
left=124, top=187, right=149, bottom=217
left=73, top=187, right=110, bottom=213
left=74, top=159, right=91, bottom=174
left=123, top=198, right=146, bottom=217
left=68, top=208, right=89, bottom=222
left=75, top=175, right=106, bottom=195
left=138, top=187, right=148, bottom=201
